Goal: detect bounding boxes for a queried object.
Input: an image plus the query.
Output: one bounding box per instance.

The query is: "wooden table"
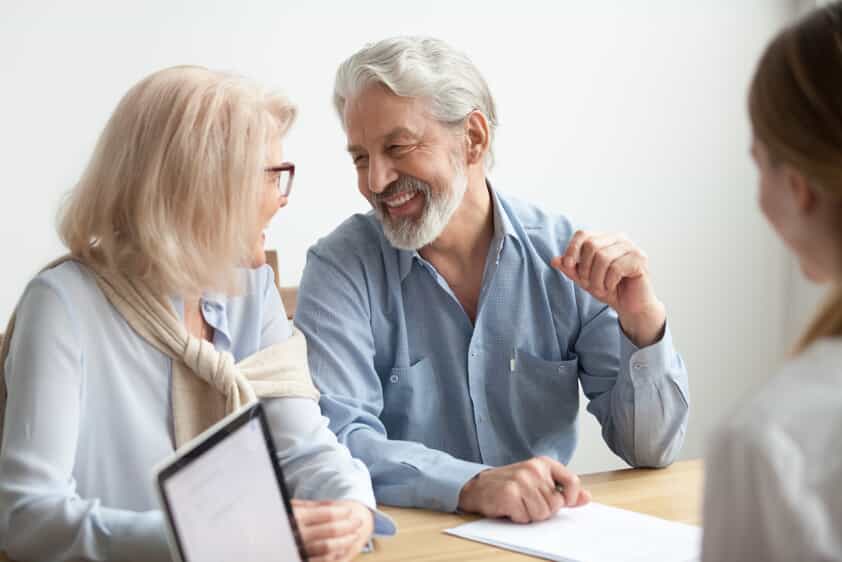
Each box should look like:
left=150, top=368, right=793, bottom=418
left=366, top=459, right=703, bottom=562
left=0, top=459, right=702, bottom=562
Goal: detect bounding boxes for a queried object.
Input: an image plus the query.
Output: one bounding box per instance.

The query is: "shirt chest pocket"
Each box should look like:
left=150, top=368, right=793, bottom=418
left=381, top=357, right=446, bottom=448
left=507, top=349, right=580, bottom=423
left=511, top=349, right=579, bottom=380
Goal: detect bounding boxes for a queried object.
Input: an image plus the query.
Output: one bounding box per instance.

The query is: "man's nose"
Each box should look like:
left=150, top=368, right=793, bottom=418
left=367, top=156, right=399, bottom=194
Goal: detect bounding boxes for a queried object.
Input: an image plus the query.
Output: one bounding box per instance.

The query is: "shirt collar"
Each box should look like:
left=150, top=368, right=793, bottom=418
left=397, top=181, right=519, bottom=282
left=488, top=181, right=519, bottom=245
left=200, top=291, right=231, bottom=348
left=170, top=291, right=232, bottom=349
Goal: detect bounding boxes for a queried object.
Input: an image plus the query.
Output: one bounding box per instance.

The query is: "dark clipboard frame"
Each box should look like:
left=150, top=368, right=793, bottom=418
left=155, top=402, right=308, bottom=562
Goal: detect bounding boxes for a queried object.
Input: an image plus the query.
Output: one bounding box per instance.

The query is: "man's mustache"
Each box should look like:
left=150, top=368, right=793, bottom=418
left=372, top=175, right=431, bottom=206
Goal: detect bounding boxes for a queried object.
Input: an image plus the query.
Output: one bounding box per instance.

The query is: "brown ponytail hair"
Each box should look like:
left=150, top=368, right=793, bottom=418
left=748, top=2, right=842, bottom=353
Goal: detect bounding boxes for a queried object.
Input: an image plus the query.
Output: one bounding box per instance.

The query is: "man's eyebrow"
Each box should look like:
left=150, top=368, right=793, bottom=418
left=383, top=127, right=419, bottom=144
left=345, top=127, right=418, bottom=155
left=347, top=127, right=419, bottom=154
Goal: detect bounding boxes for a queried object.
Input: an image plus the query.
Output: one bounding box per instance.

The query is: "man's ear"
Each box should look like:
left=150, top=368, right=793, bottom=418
left=787, top=167, right=817, bottom=215
left=464, top=110, right=490, bottom=166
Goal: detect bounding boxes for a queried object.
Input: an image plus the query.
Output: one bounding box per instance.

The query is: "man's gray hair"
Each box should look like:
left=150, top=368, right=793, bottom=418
left=334, top=36, right=498, bottom=169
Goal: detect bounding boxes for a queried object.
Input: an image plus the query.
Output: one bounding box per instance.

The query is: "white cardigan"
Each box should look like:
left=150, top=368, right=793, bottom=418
left=702, top=337, right=842, bottom=562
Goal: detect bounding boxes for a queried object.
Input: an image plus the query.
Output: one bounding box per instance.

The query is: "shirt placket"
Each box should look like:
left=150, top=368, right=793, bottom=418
left=467, top=237, right=506, bottom=466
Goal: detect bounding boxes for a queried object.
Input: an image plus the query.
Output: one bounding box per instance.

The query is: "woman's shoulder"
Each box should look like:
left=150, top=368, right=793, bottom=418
left=750, top=338, right=842, bottom=420
left=713, top=337, right=842, bottom=462
left=8, top=260, right=99, bottom=364
left=34, top=258, right=94, bottom=287
left=20, top=259, right=100, bottom=312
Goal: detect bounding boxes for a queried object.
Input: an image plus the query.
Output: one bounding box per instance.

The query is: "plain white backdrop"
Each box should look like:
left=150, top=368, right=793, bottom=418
left=0, top=0, right=806, bottom=473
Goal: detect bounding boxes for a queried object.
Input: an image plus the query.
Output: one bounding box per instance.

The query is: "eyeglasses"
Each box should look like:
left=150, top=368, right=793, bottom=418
left=264, top=162, right=295, bottom=197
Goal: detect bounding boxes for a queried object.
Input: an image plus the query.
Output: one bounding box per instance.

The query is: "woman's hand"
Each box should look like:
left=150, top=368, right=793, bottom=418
left=292, top=499, right=374, bottom=561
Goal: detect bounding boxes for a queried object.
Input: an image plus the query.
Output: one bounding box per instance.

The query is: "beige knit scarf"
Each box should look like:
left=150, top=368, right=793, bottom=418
left=0, top=256, right=319, bottom=449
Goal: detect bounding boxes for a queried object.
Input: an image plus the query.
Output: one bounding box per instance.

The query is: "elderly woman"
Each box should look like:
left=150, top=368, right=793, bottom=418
left=0, top=66, right=390, bottom=562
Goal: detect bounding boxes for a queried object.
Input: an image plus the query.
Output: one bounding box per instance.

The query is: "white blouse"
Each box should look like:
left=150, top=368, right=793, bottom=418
left=0, top=261, right=393, bottom=562
left=702, top=337, right=842, bottom=562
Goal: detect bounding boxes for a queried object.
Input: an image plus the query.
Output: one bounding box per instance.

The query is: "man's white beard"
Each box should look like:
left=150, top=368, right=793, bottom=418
left=375, top=168, right=468, bottom=251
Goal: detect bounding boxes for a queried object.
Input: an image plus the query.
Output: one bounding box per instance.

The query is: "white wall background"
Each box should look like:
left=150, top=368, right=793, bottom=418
left=0, top=0, right=798, bottom=474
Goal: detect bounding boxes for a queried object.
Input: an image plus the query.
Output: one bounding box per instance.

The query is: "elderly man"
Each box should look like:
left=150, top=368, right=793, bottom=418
left=295, top=36, right=689, bottom=523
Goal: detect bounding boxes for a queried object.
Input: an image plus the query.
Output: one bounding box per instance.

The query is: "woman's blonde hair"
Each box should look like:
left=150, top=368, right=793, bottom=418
left=748, top=2, right=842, bottom=353
left=59, top=65, right=296, bottom=296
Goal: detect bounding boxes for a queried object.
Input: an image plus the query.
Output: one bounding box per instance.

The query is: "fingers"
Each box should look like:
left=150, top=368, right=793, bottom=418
left=539, top=479, right=567, bottom=515
left=291, top=498, right=331, bottom=508
left=294, top=503, right=352, bottom=527
left=547, top=459, right=585, bottom=509
left=560, top=230, right=591, bottom=269
left=576, top=234, right=619, bottom=287
left=522, top=457, right=570, bottom=519
left=517, top=474, right=554, bottom=522
left=556, top=231, right=613, bottom=287
left=586, top=242, right=628, bottom=294
left=298, top=515, right=362, bottom=544
left=502, top=458, right=568, bottom=523
left=560, top=231, right=612, bottom=269
left=295, top=503, right=364, bottom=562
left=459, top=458, right=589, bottom=525
left=554, top=231, right=649, bottom=300
left=603, top=251, right=647, bottom=295
left=574, top=489, right=593, bottom=507
left=303, top=532, right=358, bottom=561
left=497, top=481, right=531, bottom=523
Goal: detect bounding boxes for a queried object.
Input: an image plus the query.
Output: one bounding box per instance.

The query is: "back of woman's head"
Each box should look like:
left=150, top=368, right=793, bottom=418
left=59, top=66, right=296, bottom=296
left=749, top=2, right=842, bottom=351
left=749, top=2, right=842, bottom=195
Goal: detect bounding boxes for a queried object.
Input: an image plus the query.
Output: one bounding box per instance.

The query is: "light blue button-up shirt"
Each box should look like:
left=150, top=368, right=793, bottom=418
left=0, top=261, right=392, bottom=562
left=295, top=187, right=689, bottom=513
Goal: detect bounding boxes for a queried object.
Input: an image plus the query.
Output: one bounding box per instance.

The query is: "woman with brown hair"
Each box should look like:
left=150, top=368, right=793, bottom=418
left=702, top=3, right=842, bottom=561
left=0, top=66, right=391, bottom=561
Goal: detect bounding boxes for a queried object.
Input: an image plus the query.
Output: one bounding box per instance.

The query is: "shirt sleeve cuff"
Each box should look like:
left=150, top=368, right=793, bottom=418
left=416, top=457, right=490, bottom=513
left=103, top=509, right=171, bottom=562
left=326, top=487, right=396, bottom=536
left=620, top=319, right=677, bottom=384
left=371, top=509, right=397, bottom=536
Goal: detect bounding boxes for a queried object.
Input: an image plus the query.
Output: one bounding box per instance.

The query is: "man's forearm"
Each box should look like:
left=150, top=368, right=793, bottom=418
left=344, top=427, right=490, bottom=512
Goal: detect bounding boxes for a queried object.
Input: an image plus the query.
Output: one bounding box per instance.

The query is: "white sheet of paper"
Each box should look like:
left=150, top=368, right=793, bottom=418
left=444, top=502, right=701, bottom=562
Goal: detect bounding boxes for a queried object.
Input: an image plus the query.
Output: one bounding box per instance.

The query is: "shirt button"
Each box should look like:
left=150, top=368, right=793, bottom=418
left=633, top=362, right=647, bottom=370
left=389, top=374, right=399, bottom=384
